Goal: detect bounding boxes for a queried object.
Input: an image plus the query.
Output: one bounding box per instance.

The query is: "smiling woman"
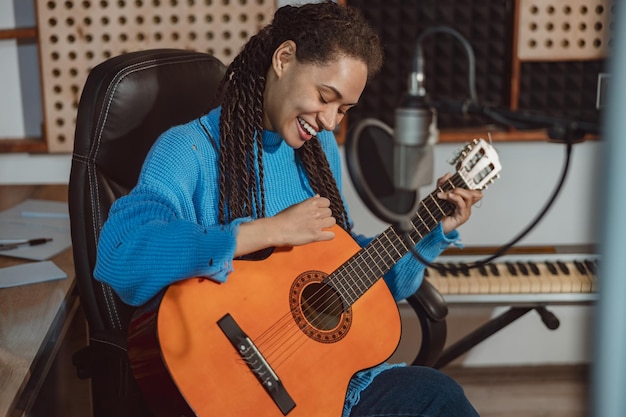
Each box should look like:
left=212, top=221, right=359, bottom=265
left=93, top=2, right=482, bottom=417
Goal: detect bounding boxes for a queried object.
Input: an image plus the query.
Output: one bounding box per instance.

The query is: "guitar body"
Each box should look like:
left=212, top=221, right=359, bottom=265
left=128, top=224, right=402, bottom=417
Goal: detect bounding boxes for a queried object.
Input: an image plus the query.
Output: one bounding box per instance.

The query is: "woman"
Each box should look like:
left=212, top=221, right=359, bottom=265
left=95, top=2, right=482, bottom=416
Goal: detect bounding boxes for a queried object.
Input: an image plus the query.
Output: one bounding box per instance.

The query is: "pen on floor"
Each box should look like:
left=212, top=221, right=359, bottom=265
left=0, top=238, right=54, bottom=251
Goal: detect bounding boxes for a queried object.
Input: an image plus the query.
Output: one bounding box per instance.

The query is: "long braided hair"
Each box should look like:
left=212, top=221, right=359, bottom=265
left=215, top=1, right=383, bottom=233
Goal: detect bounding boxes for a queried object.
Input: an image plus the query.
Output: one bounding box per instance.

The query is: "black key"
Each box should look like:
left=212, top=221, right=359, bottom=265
left=516, top=261, right=529, bottom=276
left=584, top=259, right=597, bottom=275
left=505, top=262, right=518, bottom=276
left=574, top=260, right=587, bottom=275
left=557, top=261, right=570, bottom=275
left=528, top=261, right=541, bottom=275
left=545, top=261, right=558, bottom=275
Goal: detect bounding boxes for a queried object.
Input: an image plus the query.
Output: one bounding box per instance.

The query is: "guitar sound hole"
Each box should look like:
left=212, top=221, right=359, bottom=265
left=301, top=283, right=343, bottom=331
left=290, top=271, right=352, bottom=343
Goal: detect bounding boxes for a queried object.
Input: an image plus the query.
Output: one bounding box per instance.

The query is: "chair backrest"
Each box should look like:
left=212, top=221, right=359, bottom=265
left=69, top=49, right=226, bottom=345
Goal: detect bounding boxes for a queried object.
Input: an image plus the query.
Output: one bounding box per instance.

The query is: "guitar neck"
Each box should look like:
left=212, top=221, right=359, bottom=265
left=328, top=172, right=467, bottom=307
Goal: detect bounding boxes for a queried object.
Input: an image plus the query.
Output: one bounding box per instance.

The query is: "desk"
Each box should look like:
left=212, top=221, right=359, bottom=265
left=0, top=185, right=83, bottom=417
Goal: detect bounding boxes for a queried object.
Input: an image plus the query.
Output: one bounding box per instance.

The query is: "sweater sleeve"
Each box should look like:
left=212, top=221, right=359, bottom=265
left=93, top=120, right=242, bottom=306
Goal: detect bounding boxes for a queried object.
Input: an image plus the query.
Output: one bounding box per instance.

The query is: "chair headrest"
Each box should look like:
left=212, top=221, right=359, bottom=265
left=74, top=49, right=226, bottom=192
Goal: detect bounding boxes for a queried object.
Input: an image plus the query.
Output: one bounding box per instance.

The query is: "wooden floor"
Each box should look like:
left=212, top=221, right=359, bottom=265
left=445, top=364, right=590, bottom=417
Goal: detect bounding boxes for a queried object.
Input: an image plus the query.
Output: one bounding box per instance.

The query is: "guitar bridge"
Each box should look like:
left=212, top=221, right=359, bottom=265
left=217, top=314, right=296, bottom=415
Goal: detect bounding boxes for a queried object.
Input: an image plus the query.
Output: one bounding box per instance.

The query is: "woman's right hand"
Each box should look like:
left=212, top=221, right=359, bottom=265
left=235, top=195, right=336, bottom=257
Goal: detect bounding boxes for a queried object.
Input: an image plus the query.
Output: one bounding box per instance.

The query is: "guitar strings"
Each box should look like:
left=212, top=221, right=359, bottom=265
left=245, top=177, right=464, bottom=372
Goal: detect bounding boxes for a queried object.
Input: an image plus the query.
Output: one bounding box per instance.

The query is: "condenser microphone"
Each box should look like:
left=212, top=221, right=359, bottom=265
left=393, top=60, right=438, bottom=191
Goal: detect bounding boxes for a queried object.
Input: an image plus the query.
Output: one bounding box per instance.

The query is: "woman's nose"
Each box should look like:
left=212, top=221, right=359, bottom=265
left=319, top=107, right=339, bottom=131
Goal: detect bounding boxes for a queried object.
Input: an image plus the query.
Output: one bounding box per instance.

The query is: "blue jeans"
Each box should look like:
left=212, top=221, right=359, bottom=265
left=349, top=366, right=480, bottom=417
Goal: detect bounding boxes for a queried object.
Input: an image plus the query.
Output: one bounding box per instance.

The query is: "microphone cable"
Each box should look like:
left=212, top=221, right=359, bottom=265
left=415, top=26, right=479, bottom=102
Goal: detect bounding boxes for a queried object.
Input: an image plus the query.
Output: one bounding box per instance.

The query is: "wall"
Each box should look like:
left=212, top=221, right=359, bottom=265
left=0, top=0, right=600, bottom=367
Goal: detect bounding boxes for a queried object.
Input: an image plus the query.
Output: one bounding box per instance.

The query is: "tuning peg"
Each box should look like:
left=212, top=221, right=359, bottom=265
left=448, top=142, right=471, bottom=165
left=447, top=151, right=462, bottom=165
left=485, top=174, right=501, bottom=187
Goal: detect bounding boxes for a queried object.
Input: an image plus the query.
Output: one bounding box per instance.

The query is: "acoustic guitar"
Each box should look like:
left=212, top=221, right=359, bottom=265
left=128, top=138, right=502, bottom=417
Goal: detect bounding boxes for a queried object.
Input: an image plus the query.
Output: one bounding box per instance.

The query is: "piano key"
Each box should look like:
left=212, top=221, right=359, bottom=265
left=582, top=259, right=597, bottom=289
left=545, top=260, right=572, bottom=293
left=423, top=252, right=598, bottom=304
left=533, top=260, right=563, bottom=293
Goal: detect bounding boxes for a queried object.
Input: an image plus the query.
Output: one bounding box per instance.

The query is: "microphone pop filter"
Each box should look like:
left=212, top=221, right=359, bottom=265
left=345, top=118, right=419, bottom=224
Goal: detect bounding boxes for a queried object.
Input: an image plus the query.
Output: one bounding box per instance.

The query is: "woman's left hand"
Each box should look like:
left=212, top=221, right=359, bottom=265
left=436, top=173, right=483, bottom=235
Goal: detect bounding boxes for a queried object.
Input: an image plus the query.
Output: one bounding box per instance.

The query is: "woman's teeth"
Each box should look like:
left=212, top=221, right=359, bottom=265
left=298, top=117, right=317, bottom=136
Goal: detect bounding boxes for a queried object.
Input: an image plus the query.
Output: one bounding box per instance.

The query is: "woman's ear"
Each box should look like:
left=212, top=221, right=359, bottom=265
left=271, top=40, right=297, bottom=78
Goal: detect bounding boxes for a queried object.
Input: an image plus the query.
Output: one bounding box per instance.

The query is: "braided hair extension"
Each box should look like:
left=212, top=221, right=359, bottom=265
left=215, top=1, right=383, bottom=232
left=296, top=137, right=352, bottom=233
left=214, top=28, right=271, bottom=225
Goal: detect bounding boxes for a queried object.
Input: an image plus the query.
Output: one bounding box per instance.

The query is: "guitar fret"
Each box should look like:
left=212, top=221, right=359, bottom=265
left=420, top=201, right=438, bottom=226
left=353, top=253, right=377, bottom=286
left=332, top=269, right=356, bottom=305
left=389, top=233, right=406, bottom=260
left=333, top=243, right=390, bottom=306
left=351, top=256, right=370, bottom=286
left=398, top=229, right=414, bottom=249
left=352, top=252, right=375, bottom=297
left=374, top=239, right=396, bottom=269
left=362, top=245, right=386, bottom=277
left=407, top=222, right=424, bottom=242
left=427, top=194, right=446, bottom=217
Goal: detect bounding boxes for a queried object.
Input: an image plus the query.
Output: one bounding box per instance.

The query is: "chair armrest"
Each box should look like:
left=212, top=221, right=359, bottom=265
left=404, top=279, right=449, bottom=367
left=72, top=332, right=129, bottom=379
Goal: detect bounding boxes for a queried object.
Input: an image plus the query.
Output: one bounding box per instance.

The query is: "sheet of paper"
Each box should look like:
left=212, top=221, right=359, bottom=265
left=0, top=199, right=71, bottom=261
left=1, top=199, right=70, bottom=219
left=0, top=261, right=67, bottom=288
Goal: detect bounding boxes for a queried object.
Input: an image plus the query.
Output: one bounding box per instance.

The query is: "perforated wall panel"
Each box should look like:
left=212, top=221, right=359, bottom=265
left=36, top=0, right=275, bottom=153
left=517, top=0, right=614, bottom=61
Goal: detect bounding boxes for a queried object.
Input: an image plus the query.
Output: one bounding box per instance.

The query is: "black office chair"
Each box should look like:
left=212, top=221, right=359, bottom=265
left=68, top=48, right=447, bottom=417
left=68, top=49, right=226, bottom=417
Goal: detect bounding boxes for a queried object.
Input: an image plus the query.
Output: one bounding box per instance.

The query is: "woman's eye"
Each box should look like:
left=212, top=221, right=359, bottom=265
left=339, top=106, right=353, bottom=115
left=319, top=94, right=328, bottom=104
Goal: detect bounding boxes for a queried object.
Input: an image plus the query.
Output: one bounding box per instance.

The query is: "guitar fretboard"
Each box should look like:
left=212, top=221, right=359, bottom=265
left=327, top=172, right=467, bottom=308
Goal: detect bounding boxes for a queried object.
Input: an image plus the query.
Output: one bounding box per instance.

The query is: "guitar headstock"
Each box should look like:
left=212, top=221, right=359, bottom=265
left=453, top=138, right=502, bottom=190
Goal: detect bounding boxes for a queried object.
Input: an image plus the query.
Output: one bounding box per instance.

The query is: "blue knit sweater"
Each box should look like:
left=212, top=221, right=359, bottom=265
left=94, top=107, right=459, bottom=416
